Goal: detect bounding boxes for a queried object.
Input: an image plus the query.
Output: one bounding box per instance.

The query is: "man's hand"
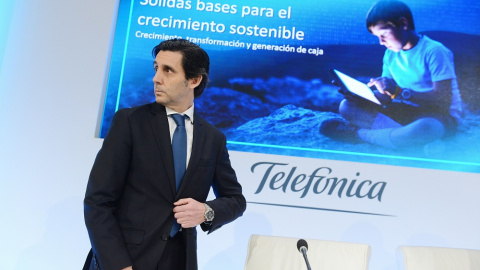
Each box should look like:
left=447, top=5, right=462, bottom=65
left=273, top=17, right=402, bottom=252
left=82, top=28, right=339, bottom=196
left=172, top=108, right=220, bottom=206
left=367, top=77, right=397, bottom=97
left=173, top=198, right=206, bottom=228
left=121, top=266, right=133, bottom=270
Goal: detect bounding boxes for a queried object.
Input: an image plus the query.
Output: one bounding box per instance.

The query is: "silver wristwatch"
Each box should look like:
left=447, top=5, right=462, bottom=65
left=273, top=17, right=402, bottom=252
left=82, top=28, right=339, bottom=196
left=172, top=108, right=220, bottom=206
left=204, top=203, right=214, bottom=224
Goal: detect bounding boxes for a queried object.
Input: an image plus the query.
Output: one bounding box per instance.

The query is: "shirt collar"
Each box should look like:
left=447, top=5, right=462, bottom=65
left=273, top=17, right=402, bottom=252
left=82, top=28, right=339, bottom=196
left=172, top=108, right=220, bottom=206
left=165, top=104, right=194, bottom=124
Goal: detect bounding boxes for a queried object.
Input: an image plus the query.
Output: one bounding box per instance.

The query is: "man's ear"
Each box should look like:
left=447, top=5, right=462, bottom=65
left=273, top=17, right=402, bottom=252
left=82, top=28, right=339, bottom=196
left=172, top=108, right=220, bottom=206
left=188, top=75, right=202, bottom=89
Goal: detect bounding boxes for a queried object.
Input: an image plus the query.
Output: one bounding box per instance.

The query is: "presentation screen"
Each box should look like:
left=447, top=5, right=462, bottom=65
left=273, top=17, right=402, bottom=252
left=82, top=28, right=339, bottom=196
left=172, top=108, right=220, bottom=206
left=98, top=0, right=480, bottom=173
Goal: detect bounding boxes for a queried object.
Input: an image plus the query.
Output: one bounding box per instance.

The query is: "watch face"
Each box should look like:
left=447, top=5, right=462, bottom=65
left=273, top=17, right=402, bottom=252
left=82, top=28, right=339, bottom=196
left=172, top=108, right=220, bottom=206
left=204, top=203, right=214, bottom=222
left=205, top=210, right=214, bottom=221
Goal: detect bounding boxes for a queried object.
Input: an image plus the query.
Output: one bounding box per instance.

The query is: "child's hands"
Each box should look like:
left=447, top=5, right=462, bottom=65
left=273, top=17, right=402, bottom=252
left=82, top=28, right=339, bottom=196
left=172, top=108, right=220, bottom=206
left=367, top=77, right=397, bottom=97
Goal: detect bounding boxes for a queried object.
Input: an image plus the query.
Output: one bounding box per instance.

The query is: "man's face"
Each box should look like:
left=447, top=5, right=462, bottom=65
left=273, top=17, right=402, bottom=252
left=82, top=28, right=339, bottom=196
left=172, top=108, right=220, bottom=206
left=369, top=22, right=406, bottom=52
left=153, top=50, right=198, bottom=112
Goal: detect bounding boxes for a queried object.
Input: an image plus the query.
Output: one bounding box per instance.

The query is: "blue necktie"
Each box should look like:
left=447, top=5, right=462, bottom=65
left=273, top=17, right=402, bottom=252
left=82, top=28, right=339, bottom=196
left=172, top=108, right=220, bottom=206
left=170, top=113, right=187, bottom=236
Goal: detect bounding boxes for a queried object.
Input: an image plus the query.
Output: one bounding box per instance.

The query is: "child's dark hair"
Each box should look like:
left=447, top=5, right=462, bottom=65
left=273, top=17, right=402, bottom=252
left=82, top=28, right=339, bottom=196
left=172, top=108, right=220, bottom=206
left=366, top=0, right=415, bottom=32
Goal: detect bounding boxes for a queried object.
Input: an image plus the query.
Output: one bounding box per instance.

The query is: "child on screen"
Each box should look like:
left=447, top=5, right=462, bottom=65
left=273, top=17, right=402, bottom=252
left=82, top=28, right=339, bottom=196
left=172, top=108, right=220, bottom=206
left=319, top=0, right=462, bottom=149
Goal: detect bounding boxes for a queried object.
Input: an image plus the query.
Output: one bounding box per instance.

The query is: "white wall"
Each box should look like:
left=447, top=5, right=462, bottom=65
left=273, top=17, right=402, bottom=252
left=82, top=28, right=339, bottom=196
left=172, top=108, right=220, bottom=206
left=1, top=1, right=479, bottom=270
left=0, top=0, right=115, bottom=269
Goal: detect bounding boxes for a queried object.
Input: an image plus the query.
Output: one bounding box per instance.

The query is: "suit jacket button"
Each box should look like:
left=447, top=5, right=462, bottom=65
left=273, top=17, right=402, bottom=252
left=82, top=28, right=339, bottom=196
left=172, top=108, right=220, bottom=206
left=162, top=234, right=168, bottom=241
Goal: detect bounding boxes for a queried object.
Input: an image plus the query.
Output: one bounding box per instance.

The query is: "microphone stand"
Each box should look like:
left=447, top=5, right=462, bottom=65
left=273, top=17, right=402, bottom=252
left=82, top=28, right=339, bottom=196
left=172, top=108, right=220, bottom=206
left=300, top=247, right=312, bottom=270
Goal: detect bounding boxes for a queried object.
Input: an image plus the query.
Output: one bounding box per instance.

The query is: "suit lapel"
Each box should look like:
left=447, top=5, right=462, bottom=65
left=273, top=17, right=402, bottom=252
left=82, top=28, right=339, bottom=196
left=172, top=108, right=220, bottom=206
left=149, top=103, right=177, bottom=195
left=177, top=112, right=205, bottom=196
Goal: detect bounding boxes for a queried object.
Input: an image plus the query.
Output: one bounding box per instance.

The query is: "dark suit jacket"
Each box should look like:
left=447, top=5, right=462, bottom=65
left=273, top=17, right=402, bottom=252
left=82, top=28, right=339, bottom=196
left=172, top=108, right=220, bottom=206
left=84, top=102, right=246, bottom=270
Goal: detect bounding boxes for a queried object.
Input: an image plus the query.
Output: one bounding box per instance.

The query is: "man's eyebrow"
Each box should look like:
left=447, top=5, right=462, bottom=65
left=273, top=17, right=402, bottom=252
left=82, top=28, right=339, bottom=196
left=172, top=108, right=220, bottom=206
left=152, top=62, right=176, bottom=71
left=162, top=63, right=175, bottom=71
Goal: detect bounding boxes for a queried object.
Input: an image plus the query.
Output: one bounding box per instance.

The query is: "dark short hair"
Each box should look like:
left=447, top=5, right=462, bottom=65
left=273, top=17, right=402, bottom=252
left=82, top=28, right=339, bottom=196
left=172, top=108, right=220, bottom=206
left=152, top=38, right=210, bottom=98
left=366, top=0, right=415, bottom=32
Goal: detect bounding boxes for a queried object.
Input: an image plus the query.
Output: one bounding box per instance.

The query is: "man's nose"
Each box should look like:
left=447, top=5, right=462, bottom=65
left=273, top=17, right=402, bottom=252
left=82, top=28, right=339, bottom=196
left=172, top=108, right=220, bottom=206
left=153, top=72, right=162, bottom=84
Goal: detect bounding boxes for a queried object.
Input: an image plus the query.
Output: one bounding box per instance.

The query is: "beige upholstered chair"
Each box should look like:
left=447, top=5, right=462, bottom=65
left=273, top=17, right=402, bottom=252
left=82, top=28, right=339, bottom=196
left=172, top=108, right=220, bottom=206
left=244, top=234, right=371, bottom=270
left=397, top=245, right=480, bottom=270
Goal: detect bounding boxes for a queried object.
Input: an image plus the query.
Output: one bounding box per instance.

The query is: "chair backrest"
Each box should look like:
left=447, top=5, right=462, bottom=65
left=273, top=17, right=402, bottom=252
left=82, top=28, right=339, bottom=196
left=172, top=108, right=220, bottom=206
left=397, top=245, right=480, bottom=270
left=244, top=234, right=371, bottom=270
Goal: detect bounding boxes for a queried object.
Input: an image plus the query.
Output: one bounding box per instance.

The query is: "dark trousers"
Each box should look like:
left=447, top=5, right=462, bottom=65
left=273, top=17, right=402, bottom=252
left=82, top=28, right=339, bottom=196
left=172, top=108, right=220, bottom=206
left=157, top=233, right=186, bottom=270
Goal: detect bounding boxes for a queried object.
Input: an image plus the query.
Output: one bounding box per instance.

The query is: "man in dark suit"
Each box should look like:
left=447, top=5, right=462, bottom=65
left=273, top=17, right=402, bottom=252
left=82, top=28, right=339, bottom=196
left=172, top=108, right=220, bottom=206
left=84, top=39, right=246, bottom=270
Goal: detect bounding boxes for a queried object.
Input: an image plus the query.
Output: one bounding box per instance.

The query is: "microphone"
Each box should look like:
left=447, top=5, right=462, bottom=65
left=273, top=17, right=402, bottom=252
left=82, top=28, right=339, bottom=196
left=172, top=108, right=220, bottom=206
left=297, top=239, right=312, bottom=270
